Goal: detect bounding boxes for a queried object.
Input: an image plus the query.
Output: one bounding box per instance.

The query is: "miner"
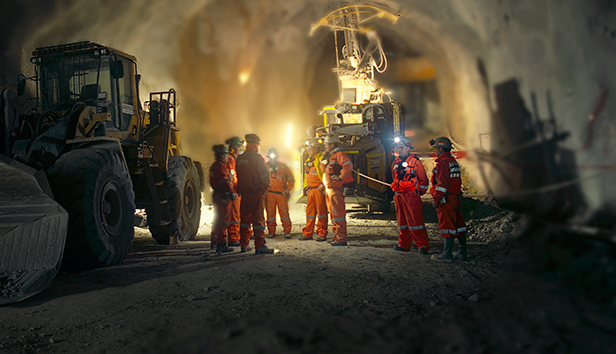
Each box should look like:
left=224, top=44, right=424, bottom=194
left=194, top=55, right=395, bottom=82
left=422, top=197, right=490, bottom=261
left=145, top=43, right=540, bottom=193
left=236, top=133, right=275, bottom=254
left=391, top=136, right=430, bottom=254
left=209, top=144, right=236, bottom=253
left=300, top=138, right=328, bottom=241
left=429, top=137, right=468, bottom=261
left=321, top=134, right=353, bottom=246
left=264, top=148, right=295, bottom=238
left=224, top=136, right=245, bottom=247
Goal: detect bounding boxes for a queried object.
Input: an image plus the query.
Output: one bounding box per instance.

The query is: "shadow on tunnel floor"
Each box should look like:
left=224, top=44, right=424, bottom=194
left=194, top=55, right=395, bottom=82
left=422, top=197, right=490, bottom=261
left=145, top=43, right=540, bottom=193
left=133, top=217, right=616, bottom=354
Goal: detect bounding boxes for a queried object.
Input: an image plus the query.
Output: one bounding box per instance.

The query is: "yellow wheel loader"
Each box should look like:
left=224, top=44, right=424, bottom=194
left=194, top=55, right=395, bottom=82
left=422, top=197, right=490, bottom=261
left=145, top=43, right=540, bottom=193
left=0, top=41, right=204, bottom=304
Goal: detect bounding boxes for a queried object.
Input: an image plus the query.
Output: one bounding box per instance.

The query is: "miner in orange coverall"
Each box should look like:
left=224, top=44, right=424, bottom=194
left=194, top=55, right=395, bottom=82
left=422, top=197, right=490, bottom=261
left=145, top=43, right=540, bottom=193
left=224, top=136, right=244, bottom=247
left=391, top=136, right=431, bottom=255
left=236, top=133, right=276, bottom=254
left=209, top=144, right=236, bottom=254
left=299, top=139, right=328, bottom=241
left=264, top=148, right=295, bottom=238
left=321, top=134, right=353, bottom=246
left=429, top=137, right=467, bottom=262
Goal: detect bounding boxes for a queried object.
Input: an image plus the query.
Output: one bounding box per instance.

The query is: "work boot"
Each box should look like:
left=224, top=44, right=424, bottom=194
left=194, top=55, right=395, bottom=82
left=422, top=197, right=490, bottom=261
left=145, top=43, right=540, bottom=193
left=394, top=245, right=409, bottom=252
left=331, top=241, right=348, bottom=247
left=216, top=243, right=234, bottom=254
left=284, top=233, right=292, bottom=239
left=267, top=234, right=276, bottom=238
left=298, top=235, right=313, bottom=241
left=316, top=237, right=327, bottom=242
left=169, top=231, right=180, bottom=245
left=228, top=241, right=240, bottom=247
left=210, top=242, right=216, bottom=250
left=240, top=246, right=253, bottom=253
left=255, top=245, right=276, bottom=254
left=454, top=235, right=468, bottom=260
left=431, top=238, right=454, bottom=262
left=418, top=248, right=429, bottom=255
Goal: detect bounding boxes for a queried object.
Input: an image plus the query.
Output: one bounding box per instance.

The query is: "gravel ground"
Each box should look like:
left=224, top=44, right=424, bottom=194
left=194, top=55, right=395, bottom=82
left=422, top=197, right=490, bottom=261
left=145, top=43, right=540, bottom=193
left=4, top=198, right=612, bottom=354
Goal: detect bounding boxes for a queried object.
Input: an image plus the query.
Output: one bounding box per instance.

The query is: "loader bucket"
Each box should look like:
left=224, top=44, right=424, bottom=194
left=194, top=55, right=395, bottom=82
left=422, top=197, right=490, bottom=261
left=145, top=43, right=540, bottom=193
left=0, top=156, right=68, bottom=305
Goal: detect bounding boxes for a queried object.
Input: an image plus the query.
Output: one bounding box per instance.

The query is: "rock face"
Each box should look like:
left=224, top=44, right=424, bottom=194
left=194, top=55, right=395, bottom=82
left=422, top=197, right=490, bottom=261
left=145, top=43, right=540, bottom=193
left=0, top=156, right=68, bottom=305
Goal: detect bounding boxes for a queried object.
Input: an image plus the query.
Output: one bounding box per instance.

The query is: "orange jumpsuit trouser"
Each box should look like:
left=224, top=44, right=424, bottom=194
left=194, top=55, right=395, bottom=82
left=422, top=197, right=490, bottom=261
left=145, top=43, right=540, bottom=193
left=394, top=192, right=430, bottom=250
left=326, top=188, right=347, bottom=243
left=302, top=188, right=328, bottom=238
left=265, top=192, right=292, bottom=234
left=228, top=196, right=241, bottom=243
left=212, top=191, right=233, bottom=245
left=436, top=194, right=467, bottom=238
left=240, top=191, right=267, bottom=249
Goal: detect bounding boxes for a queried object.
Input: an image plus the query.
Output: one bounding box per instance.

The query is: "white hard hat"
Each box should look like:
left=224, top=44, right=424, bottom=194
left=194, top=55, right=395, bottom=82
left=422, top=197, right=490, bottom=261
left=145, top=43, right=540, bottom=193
left=324, top=135, right=339, bottom=144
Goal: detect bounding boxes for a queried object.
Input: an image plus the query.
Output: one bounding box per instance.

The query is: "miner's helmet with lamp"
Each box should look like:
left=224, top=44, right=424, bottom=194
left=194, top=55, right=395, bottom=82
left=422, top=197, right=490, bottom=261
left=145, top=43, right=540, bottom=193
left=213, top=144, right=229, bottom=155
left=225, top=136, right=244, bottom=147
left=393, top=135, right=413, bottom=149
left=323, top=134, right=339, bottom=144
left=267, top=148, right=279, bottom=160
left=305, top=137, right=322, bottom=148
left=429, top=136, right=453, bottom=150
left=245, top=133, right=261, bottom=145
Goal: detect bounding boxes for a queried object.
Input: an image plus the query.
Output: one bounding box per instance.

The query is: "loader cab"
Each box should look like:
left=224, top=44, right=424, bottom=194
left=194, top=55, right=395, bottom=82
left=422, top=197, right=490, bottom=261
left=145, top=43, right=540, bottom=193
left=31, top=41, right=139, bottom=139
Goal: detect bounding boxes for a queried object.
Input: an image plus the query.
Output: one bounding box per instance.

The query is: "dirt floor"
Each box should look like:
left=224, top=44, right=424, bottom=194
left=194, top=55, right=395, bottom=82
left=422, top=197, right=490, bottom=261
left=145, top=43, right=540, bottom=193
left=2, top=197, right=615, bottom=353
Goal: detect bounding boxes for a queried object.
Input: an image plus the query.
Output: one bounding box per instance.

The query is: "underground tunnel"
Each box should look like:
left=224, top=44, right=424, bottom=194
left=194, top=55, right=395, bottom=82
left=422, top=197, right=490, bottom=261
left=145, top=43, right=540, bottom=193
left=1, top=0, right=616, bottom=353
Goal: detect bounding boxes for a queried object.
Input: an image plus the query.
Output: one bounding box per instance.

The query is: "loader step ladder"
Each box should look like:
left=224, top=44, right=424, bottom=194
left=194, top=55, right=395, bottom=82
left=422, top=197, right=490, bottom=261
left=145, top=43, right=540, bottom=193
left=141, top=159, right=173, bottom=227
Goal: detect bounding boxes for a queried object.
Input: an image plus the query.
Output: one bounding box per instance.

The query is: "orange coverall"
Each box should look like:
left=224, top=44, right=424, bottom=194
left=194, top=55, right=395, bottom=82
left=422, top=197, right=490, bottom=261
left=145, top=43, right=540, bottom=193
left=430, top=152, right=467, bottom=238
left=391, top=154, right=430, bottom=251
left=209, top=160, right=234, bottom=245
left=226, top=153, right=241, bottom=243
left=302, top=151, right=328, bottom=238
left=264, top=161, right=295, bottom=235
left=322, top=148, right=353, bottom=243
left=236, top=145, right=271, bottom=249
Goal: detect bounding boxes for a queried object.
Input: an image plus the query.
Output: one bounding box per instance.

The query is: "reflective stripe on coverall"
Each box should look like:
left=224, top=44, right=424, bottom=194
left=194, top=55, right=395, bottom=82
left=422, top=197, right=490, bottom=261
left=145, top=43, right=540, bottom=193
left=236, top=145, right=271, bottom=249
left=430, top=152, right=467, bottom=238
left=209, top=160, right=233, bottom=245
left=302, top=152, right=328, bottom=238
left=391, top=154, right=430, bottom=250
left=322, top=148, right=353, bottom=243
left=226, top=153, right=241, bottom=243
left=265, top=162, right=294, bottom=234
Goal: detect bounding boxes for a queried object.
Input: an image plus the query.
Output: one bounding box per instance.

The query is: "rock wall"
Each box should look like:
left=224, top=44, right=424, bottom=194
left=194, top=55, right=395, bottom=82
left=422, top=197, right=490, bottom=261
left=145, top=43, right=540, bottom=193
left=5, top=0, right=616, bottom=226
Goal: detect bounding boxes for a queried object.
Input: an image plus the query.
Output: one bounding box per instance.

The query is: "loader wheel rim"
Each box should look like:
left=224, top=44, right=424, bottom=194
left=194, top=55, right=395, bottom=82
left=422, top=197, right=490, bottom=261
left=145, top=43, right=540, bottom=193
left=100, top=180, right=124, bottom=236
left=184, top=183, right=196, bottom=221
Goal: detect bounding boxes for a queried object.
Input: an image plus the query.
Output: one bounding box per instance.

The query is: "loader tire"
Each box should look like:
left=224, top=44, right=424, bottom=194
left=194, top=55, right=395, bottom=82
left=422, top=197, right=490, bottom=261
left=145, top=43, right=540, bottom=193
left=47, top=149, right=135, bottom=269
left=148, top=156, right=201, bottom=244
left=194, top=161, right=206, bottom=192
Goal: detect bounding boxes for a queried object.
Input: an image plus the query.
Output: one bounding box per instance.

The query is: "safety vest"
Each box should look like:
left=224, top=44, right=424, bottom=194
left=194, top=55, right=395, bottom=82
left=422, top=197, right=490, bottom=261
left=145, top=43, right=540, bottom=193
left=305, top=151, right=324, bottom=187
left=321, top=148, right=354, bottom=189
left=391, top=154, right=429, bottom=194
left=267, top=162, right=295, bottom=192
left=209, top=160, right=232, bottom=193
left=430, top=152, right=462, bottom=200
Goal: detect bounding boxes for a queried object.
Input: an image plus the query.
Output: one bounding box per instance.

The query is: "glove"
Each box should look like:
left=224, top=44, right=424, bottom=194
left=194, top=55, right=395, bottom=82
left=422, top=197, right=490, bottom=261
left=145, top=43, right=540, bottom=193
left=282, top=189, right=290, bottom=197
left=330, top=175, right=341, bottom=182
